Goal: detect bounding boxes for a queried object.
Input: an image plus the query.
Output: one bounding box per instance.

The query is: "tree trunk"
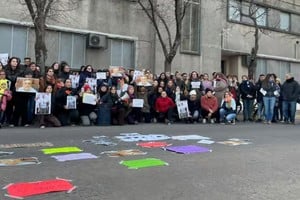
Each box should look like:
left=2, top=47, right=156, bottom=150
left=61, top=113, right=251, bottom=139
left=34, top=17, right=47, bottom=74
left=164, top=59, right=172, bottom=72
left=248, top=57, right=256, bottom=81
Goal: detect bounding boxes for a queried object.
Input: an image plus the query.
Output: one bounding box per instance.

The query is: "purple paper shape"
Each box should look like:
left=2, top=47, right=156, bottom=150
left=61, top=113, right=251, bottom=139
left=51, top=153, right=98, bottom=162
left=165, top=145, right=211, bottom=154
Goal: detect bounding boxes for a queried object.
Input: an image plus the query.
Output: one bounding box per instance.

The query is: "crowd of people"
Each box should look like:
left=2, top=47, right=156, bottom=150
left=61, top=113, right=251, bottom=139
left=0, top=56, right=300, bottom=128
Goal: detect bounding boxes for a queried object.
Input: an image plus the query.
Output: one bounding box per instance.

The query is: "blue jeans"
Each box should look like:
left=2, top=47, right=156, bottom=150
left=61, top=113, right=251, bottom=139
left=242, top=99, right=254, bottom=121
left=256, top=101, right=264, bottom=120
left=282, top=101, right=297, bottom=123
left=263, top=97, right=276, bottom=121
left=27, top=95, right=35, bottom=124
left=219, top=108, right=236, bottom=122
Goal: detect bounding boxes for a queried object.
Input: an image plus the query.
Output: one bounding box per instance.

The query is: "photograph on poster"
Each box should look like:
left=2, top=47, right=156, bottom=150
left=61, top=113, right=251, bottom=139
left=15, top=77, right=39, bottom=93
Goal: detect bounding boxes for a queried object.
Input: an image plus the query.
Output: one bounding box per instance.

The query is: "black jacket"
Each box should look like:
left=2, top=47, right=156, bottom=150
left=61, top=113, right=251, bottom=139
left=239, top=80, right=256, bottom=100
left=281, top=77, right=300, bottom=101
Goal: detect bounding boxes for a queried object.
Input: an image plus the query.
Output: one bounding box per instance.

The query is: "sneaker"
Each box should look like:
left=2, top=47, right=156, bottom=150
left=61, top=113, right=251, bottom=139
left=210, top=119, right=215, bottom=124
left=24, top=124, right=30, bottom=127
left=220, top=121, right=225, bottom=125
left=202, top=119, right=207, bottom=124
left=9, top=124, right=14, bottom=128
left=231, top=119, right=236, bottom=125
left=40, top=125, right=45, bottom=129
left=153, top=118, right=157, bottom=123
left=167, top=122, right=171, bottom=125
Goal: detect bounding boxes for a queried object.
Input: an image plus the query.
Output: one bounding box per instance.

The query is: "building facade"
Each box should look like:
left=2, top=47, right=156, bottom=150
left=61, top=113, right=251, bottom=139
left=0, top=0, right=300, bottom=80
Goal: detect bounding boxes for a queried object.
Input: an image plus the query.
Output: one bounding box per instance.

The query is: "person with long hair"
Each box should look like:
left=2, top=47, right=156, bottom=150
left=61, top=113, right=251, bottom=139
left=219, top=91, right=236, bottom=125
left=261, top=73, right=280, bottom=124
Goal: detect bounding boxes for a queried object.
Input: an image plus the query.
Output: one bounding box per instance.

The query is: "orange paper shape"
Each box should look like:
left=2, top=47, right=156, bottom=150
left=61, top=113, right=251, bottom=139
left=4, top=178, right=76, bottom=199
left=136, top=141, right=171, bottom=148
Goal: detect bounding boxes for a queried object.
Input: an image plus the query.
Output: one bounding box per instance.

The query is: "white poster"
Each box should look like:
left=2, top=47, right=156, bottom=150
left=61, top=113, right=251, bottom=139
left=191, top=81, right=201, bottom=89
left=85, top=78, right=97, bottom=93
left=132, top=99, right=144, bottom=108
left=0, top=53, right=8, bottom=65
left=35, top=93, right=51, bottom=115
left=82, top=93, right=97, bottom=105
left=69, top=75, right=80, bottom=89
left=96, top=72, right=106, bottom=80
left=66, top=96, right=77, bottom=109
left=176, top=100, right=190, bottom=119
left=132, top=70, right=143, bottom=82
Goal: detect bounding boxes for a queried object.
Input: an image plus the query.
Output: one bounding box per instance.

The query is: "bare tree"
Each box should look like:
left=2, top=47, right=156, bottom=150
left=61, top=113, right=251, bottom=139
left=136, top=0, right=189, bottom=72
left=20, top=0, right=81, bottom=72
left=228, top=0, right=271, bottom=80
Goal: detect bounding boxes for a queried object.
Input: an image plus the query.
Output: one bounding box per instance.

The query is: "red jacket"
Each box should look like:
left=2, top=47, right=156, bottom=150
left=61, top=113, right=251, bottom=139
left=201, top=95, right=218, bottom=112
left=155, top=97, right=175, bottom=113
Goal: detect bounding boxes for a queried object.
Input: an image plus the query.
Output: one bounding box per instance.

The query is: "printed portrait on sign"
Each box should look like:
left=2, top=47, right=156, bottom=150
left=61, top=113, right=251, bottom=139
left=109, top=66, right=126, bottom=77
left=15, top=77, right=39, bottom=93
left=35, top=93, right=51, bottom=115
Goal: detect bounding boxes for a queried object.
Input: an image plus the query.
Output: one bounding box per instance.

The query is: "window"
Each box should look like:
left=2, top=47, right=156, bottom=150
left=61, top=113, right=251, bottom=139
left=279, top=12, right=290, bottom=31
left=59, top=32, right=85, bottom=69
left=0, top=24, right=27, bottom=60
left=228, top=0, right=267, bottom=27
left=256, top=58, right=290, bottom=81
left=228, top=1, right=300, bottom=34
left=228, top=0, right=241, bottom=21
left=256, top=7, right=267, bottom=26
left=111, top=39, right=134, bottom=68
left=291, top=14, right=300, bottom=33
left=181, top=0, right=200, bottom=53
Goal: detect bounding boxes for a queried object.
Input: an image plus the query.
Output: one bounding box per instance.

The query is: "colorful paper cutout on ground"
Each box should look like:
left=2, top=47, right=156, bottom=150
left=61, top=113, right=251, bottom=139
left=217, top=138, right=251, bottom=146
left=4, top=178, right=76, bottom=199
left=171, top=135, right=210, bottom=141
left=0, top=157, right=40, bottom=166
left=165, top=145, right=212, bottom=154
left=101, top=149, right=147, bottom=157
left=0, top=151, right=14, bottom=157
left=120, top=158, right=168, bottom=169
left=41, top=147, right=82, bottom=155
left=115, top=133, right=170, bottom=142
left=83, top=136, right=117, bottom=146
left=136, top=141, right=172, bottom=148
left=197, top=140, right=215, bottom=144
left=0, top=142, right=53, bottom=149
left=51, top=153, right=98, bottom=162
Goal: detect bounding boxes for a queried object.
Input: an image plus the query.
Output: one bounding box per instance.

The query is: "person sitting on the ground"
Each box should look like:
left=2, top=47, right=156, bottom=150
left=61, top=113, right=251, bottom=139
left=78, top=84, right=97, bottom=126
left=155, top=91, right=175, bottom=125
left=200, top=88, right=218, bottom=124
left=38, top=85, right=61, bottom=128
left=219, top=91, right=237, bottom=125
left=187, top=90, right=201, bottom=123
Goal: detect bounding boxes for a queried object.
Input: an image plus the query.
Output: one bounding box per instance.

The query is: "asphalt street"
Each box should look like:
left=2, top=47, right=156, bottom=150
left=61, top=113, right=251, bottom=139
left=1, top=122, right=300, bottom=200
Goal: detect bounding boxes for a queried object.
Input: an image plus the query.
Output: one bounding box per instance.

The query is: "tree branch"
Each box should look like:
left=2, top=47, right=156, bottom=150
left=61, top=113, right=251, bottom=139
left=24, top=0, right=36, bottom=21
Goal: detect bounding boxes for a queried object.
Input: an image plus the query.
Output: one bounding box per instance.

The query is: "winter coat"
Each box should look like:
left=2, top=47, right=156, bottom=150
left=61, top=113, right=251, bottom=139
left=239, top=80, right=256, bottom=100
left=200, top=95, right=218, bottom=113
left=261, top=80, right=279, bottom=97
left=155, top=96, right=175, bottom=113
left=0, top=90, right=12, bottom=111
left=281, top=77, right=300, bottom=101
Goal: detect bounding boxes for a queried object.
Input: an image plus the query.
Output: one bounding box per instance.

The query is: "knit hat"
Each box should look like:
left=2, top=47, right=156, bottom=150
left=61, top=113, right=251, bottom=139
left=83, top=84, right=91, bottom=92
left=189, top=90, right=197, bottom=96
left=205, top=88, right=213, bottom=94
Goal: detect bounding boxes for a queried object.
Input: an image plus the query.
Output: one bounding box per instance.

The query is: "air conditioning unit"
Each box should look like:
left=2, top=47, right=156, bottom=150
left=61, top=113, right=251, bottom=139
left=241, top=55, right=251, bottom=67
left=87, top=34, right=107, bottom=49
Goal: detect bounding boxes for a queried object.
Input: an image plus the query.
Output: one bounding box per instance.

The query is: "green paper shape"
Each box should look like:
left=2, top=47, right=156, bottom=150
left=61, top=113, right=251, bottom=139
left=120, top=158, right=168, bottom=169
left=41, top=147, right=82, bottom=155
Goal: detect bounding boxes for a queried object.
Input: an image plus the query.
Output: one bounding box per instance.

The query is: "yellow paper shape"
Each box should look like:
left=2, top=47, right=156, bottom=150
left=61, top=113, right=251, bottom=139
left=42, top=147, right=82, bottom=155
